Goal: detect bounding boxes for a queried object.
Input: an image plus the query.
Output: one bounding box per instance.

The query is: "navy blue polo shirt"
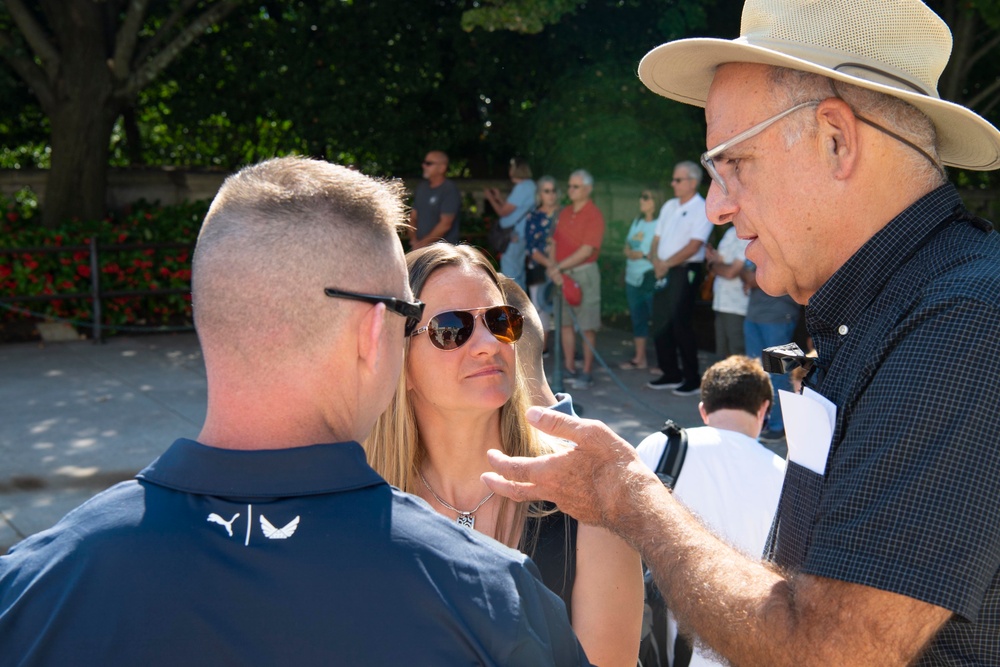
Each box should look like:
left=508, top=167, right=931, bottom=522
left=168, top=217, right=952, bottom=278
left=770, top=185, right=1000, bottom=664
left=0, top=439, right=589, bottom=666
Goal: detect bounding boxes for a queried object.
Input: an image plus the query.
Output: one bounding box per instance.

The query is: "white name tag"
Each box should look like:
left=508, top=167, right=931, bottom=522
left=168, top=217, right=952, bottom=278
left=779, top=387, right=836, bottom=475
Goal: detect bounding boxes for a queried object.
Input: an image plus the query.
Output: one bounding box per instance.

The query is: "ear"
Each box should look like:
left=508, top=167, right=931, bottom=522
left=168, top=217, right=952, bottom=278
left=814, top=97, right=862, bottom=181
left=757, top=399, right=771, bottom=426
left=698, top=401, right=710, bottom=425
left=357, top=302, right=386, bottom=375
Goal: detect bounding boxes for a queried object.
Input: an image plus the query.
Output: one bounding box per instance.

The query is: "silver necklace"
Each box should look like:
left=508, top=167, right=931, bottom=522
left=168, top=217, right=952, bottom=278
left=418, top=470, right=495, bottom=529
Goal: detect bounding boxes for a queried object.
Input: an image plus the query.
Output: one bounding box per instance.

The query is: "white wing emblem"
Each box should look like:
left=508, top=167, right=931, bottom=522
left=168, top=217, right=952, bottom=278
left=260, top=514, right=300, bottom=539
left=207, top=512, right=240, bottom=537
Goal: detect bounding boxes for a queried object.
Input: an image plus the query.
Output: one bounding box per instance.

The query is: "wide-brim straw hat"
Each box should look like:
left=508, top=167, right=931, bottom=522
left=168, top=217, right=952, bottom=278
left=638, top=0, right=1000, bottom=171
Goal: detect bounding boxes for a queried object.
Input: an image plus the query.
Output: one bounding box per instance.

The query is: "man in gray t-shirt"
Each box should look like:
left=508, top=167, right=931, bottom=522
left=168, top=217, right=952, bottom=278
left=410, top=150, right=461, bottom=247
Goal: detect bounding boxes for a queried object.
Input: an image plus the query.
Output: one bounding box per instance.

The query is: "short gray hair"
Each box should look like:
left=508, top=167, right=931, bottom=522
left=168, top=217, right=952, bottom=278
left=675, top=160, right=703, bottom=183
left=766, top=66, right=944, bottom=189
left=535, top=175, right=559, bottom=206
left=569, top=169, right=594, bottom=188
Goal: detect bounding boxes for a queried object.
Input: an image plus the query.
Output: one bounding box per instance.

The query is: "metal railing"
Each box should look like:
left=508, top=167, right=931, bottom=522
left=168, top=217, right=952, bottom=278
left=0, top=239, right=194, bottom=343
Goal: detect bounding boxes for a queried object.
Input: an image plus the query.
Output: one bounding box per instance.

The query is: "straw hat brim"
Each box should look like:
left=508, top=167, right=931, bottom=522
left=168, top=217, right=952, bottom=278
left=638, top=37, right=1000, bottom=171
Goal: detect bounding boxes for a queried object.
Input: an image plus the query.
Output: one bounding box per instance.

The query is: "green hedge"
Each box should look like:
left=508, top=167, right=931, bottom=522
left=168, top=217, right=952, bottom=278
left=1, top=190, right=633, bottom=340
left=0, top=191, right=204, bottom=334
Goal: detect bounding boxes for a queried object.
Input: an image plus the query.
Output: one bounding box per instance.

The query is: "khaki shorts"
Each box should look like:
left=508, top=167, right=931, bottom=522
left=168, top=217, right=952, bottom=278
left=557, top=262, right=602, bottom=331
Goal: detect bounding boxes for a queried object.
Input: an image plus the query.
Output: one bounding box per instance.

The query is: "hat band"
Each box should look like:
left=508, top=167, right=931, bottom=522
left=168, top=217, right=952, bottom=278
left=740, top=37, right=938, bottom=98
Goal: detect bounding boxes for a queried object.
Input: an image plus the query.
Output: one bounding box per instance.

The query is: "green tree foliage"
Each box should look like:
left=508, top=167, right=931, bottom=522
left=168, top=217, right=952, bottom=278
left=0, top=0, right=242, bottom=228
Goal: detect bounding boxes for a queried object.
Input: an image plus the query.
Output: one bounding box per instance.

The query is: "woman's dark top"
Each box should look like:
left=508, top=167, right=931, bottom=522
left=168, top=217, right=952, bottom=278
left=521, top=503, right=579, bottom=621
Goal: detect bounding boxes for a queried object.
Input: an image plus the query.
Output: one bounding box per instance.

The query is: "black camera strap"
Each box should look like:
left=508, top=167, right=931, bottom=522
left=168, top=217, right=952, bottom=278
left=653, top=420, right=688, bottom=490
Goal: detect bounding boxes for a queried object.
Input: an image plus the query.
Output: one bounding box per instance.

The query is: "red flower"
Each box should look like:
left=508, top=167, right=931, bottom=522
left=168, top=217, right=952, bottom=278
left=77, top=265, right=91, bottom=278
left=6, top=212, right=17, bottom=222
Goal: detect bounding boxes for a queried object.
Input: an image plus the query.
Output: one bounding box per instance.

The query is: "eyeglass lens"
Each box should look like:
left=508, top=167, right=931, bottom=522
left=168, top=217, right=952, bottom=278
left=425, top=306, right=523, bottom=351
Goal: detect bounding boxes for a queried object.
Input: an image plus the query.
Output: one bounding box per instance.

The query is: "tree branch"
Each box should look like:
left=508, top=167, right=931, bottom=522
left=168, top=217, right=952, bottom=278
left=966, top=31, right=1000, bottom=76
left=5, top=0, right=59, bottom=80
left=120, top=0, right=240, bottom=101
left=134, top=0, right=203, bottom=66
left=966, top=76, right=1000, bottom=111
left=111, top=0, right=152, bottom=81
left=0, top=28, right=55, bottom=109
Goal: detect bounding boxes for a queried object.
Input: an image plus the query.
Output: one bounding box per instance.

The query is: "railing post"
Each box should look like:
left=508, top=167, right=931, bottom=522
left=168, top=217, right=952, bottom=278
left=551, top=287, right=564, bottom=394
left=89, top=237, right=102, bottom=344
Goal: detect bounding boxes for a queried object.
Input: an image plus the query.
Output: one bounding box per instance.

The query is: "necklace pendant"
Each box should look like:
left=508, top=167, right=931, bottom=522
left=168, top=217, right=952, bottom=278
left=456, top=513, right=475, bottom=529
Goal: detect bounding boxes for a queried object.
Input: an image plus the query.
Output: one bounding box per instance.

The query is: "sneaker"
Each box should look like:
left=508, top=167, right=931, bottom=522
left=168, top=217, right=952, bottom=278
left=571, top=372, right=593, bottom=389
left=646, top=375, right=684, bottom=390
left=759, top=428, right=786, bottom=443
left=671, top=380, right=701, bottom=396
left=561, top=368, right=577, bottom=381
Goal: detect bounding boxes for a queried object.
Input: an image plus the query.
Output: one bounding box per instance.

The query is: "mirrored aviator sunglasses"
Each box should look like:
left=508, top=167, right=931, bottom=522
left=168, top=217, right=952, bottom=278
left=410, top=305, right=523, bottom=351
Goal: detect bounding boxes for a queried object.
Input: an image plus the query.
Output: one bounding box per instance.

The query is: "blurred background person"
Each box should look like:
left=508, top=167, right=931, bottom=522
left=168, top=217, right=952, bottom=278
left=619, top=187, right=662, bottom=370
left=499, top=275, right=576, bottom=417
left=705, top=226, right=750, bottom=357
left=523, top=176, right=560, bottom=356
left=366, top=244, right=642, bottom=667
left=646, top=161, right=712, bottom=396
left=742, top=261, right=802, bottom=443
left=410, top=150, right=460, bottom=248
left=485, top=157, right=536, bottom=289
left=547, top=169, right=605, bottom=390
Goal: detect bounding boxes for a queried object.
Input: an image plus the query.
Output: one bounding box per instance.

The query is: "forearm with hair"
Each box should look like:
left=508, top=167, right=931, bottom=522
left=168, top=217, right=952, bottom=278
left=596, top=464, right=946, bottom=667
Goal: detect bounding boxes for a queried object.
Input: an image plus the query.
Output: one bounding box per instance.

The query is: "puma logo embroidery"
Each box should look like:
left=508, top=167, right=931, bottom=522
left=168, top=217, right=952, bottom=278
left=207, top=512, right=240, bottom=537
left=260, top=514, right=300, bottom=540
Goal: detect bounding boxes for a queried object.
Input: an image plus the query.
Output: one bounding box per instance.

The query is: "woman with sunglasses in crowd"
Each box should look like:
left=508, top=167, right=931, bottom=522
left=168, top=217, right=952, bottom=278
left=365, top=244, right=642, bottom=667
left=619, top=188, right=663, bottom=370
left=523, top=175, right=561, bottom=353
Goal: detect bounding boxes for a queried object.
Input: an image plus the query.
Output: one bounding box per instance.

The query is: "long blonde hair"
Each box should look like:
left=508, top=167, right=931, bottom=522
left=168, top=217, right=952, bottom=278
left=364, top=244, right=550, bottom=546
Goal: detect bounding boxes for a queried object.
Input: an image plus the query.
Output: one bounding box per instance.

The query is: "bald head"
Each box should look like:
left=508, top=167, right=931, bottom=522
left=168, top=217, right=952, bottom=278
left=193, top=157, right=409, bottom=366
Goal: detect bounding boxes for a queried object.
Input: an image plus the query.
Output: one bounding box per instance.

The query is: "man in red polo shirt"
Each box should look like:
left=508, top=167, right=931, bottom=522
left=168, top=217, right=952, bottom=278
left=547, top=169, right=605, bottom=389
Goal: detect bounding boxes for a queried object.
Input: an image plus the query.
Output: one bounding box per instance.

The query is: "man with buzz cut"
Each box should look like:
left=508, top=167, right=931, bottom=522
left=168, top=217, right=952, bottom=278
left=483, top=1, right=1000, bottom=665
left=0, top=157, right=589, bottom=666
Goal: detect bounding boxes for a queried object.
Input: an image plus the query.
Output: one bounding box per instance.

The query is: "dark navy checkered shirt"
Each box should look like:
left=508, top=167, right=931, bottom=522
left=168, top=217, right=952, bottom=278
left=773, top=184, right=1000, bottom=664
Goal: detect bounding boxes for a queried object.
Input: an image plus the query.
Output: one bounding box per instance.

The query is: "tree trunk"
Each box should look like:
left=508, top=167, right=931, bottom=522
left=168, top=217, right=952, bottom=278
left=43, top=91, right=119, bottom=229
left=36, top=0, right=120, bottom=229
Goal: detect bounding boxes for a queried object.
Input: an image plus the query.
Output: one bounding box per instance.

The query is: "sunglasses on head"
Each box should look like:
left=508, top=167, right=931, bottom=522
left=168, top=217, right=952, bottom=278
left=409, top=305, right=523, bottom=351
left=324, top=288, right=425, bottom=336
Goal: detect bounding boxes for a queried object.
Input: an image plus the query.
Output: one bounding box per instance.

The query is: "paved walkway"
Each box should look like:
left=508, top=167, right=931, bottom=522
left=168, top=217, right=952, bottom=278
left=0, top=328, right=737, bottom=553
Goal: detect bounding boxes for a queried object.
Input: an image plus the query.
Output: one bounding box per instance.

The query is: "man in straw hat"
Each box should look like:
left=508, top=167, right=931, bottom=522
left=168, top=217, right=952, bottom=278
left=483, top=1, right=1000, bottom=664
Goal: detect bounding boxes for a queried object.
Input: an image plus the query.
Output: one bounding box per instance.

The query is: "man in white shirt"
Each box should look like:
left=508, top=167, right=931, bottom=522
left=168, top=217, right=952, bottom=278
left=636, top=355, right=786, bottom=667
left=705, top=226, right=751, bottom=356
left=647, top=161, right=713, bottom=395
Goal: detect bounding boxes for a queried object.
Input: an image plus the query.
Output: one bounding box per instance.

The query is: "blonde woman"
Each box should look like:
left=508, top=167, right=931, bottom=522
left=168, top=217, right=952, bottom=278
left=366, top=244, right=643, bottom=667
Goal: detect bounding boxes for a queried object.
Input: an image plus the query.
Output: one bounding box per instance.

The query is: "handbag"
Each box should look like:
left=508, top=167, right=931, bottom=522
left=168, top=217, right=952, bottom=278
left=488, top=222, right=513, bottom=255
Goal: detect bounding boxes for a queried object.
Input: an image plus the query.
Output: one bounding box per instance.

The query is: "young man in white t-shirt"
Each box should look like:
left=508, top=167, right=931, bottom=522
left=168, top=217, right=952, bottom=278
left=636, top=355, right=787, bottom=667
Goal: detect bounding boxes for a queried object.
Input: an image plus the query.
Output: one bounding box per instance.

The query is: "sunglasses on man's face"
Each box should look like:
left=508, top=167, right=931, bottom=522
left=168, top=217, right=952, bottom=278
left=409, top=305, right=523, bottom=351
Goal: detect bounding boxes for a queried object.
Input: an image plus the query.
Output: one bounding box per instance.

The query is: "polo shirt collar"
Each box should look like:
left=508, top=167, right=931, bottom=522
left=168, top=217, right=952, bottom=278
left=137, top=438, right=385, bottom=498
left=807, top=184, right=963, bottom=336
